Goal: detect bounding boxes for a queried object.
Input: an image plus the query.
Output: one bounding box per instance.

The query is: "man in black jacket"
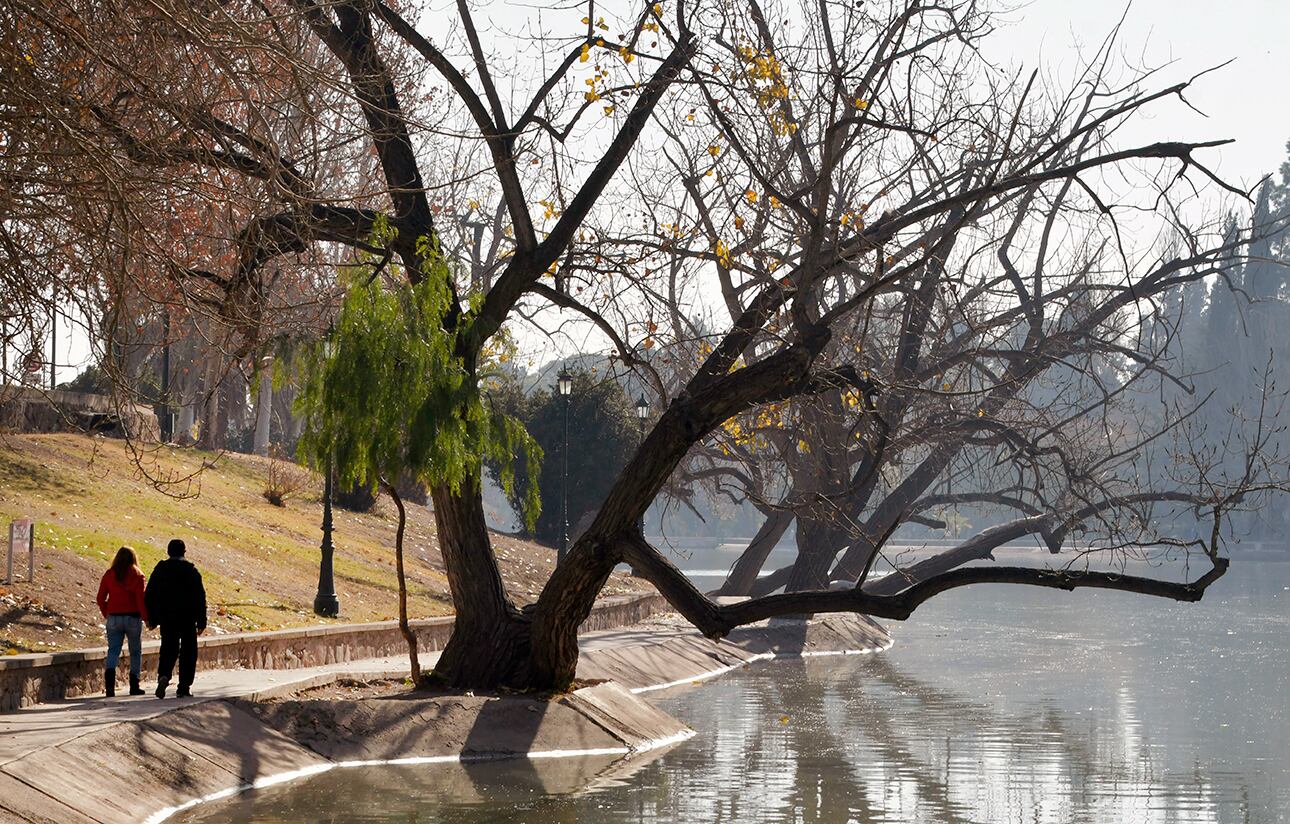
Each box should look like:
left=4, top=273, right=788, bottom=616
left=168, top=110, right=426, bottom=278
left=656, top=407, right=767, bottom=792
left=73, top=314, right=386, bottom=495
left=145, top=539, right=207, bottom=698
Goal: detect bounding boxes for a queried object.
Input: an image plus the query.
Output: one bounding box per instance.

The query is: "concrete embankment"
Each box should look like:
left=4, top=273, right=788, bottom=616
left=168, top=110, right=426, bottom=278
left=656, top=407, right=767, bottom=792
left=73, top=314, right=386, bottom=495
left=0, top=613, right=890, bottom=824
left=0, top=594, right=670, bottom=712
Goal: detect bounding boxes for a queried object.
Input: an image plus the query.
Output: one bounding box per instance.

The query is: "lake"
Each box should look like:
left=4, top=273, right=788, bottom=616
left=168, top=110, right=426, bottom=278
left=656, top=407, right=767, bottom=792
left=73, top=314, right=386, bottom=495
left=178, top=552, right=1289, bottom=823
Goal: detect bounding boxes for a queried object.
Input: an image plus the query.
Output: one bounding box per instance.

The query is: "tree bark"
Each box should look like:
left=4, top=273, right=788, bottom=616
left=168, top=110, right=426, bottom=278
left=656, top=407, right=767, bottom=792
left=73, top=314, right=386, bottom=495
left=785, top=515, right=844, bottom=593
left=253, top=355, right=272, bottom=456
left=381, top=479, right=420, bottom=681
left=749, top=562, right=793, bottom=597
left=428, top=480, right=528, bottom=688
left=198, top=358, right=221, bottom=450
left=525, top=534, right=620, bottom=690
left=715, top=510, right=793, bottom=596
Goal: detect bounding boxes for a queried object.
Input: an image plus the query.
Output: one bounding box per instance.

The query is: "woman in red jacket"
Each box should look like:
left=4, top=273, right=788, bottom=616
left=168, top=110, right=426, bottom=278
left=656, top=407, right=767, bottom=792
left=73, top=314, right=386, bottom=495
left=96, top=546, right=148, bottom=697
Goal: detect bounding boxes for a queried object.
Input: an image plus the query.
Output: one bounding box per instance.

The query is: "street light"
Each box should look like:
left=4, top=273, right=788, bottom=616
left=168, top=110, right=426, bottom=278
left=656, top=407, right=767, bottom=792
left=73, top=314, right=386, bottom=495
left=314, top=330, right=340, bottom=617
left=557, top=368, right=573, bottom=563
left=635, top=393, right=649, bottom=533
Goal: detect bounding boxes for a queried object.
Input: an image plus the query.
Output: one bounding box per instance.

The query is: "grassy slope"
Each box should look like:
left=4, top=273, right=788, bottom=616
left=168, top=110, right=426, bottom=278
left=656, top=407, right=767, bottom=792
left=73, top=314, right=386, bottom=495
left=0, top=434, right=645, bottom=654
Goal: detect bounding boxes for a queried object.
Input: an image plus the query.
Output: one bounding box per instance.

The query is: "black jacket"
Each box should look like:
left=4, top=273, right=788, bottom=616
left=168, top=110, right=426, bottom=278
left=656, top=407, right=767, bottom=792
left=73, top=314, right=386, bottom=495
left=145, top=557, right=207, bottom=630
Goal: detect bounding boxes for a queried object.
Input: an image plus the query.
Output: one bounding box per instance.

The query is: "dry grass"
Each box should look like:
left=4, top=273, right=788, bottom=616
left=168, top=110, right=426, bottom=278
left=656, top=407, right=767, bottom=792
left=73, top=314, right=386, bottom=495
left=0, top=433, right=647, bottom=654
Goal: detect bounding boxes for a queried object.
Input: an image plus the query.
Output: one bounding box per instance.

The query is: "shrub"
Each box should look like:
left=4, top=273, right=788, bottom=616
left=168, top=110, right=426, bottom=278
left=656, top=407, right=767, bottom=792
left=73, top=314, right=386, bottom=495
left=263, top=445, right=310, bottom=507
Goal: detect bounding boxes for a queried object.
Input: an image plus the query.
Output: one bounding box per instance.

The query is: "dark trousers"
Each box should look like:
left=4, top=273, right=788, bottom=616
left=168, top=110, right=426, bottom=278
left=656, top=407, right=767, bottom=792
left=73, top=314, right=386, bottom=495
left=158, top=623, right=199, bottom=688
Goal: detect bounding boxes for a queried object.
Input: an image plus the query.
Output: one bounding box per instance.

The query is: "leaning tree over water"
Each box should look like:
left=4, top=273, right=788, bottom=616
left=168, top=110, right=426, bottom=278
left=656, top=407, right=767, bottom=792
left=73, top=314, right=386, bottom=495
left=3, top=0, right=1283, bottom=691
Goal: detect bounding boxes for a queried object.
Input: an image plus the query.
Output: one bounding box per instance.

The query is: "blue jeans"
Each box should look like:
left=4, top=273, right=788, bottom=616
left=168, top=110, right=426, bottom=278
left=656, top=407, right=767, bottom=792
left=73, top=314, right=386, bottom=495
left=105, top=614, right=143, bottom=677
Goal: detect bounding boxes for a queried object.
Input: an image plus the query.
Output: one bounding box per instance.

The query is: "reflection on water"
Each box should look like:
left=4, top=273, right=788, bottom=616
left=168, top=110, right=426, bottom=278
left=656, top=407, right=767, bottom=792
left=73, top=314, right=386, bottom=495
left=179, top=558, right=1288, bottom=823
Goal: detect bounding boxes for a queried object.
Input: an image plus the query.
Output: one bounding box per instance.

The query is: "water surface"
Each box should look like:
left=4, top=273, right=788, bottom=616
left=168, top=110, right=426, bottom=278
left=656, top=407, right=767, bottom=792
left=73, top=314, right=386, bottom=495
left=178, top=555, right=1289, bottom=823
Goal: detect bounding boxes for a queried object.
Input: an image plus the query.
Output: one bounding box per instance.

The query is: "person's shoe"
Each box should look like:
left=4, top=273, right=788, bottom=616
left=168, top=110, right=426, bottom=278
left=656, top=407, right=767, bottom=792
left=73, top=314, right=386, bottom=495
left=128, top=675, right=145, bottom=696
left=155, top=679, right=169, bottom=699
left=104, top=668, right=116, bottom=698
left=175, top=686, right=192, bottom=699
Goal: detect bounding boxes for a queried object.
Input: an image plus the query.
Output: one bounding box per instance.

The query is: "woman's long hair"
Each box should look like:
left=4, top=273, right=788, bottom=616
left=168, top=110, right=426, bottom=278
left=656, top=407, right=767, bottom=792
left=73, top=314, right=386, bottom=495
left=110, top=546, right=140, bottom=583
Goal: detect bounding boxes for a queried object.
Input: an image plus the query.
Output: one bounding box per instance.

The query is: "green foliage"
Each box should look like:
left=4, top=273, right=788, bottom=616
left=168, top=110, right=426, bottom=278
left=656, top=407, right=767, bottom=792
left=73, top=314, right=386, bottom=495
left=294, top=224, right=542, bottom=530
left=58, top=364, right=113, bottom=395
left=488, top=367, right=639, bottom=544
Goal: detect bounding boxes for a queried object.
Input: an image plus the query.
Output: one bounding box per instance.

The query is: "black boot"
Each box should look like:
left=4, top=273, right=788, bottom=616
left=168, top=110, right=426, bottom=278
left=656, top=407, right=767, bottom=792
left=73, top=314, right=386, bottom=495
left=104, top=668, right=116, bottom=698
left=155, top=678, right=168, bottom=699
left=129, top=674, right=145, bottom=696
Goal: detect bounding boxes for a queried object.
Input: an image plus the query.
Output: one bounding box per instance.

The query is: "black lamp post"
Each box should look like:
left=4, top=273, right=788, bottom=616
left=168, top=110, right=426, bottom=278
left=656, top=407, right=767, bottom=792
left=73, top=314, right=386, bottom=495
left=635, top=393, right=649, bottom=533
left=48, top=290, right=56, bottom=390
left=557, top=368, right=573, bottom=563
left=314, top=332, right=340, bottom=617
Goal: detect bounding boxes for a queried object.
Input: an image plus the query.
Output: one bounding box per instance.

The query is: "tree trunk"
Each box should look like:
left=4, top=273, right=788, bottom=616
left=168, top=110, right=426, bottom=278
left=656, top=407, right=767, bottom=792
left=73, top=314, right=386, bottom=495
left=749, top=563, right=793, bottom=597
left=428, top=480, right=528, bottom=688
left=382, top=480, right=420, bottom=681
left=526, top=535, right=620, bottom=691
left=715, top=510, right=793, bottom=596
left=176, top=403, right=195, bottom=445
left=198, top=359, right=221, bottom=450
left=785, top=515, right=844, bottom=592
left=253, top=356, right=272, bottom=456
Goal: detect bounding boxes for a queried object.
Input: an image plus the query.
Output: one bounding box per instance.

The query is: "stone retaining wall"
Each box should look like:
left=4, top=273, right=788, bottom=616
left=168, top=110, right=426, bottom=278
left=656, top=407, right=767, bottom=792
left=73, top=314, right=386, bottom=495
left=0, top=593, right=668, bottom=711
left=0, top=386, right=158, bottom=440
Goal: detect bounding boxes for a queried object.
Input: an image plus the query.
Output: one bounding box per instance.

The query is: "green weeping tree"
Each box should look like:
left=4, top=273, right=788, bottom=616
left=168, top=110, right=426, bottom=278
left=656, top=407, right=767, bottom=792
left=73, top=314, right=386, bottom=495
left=295, top=230, right=541, bottom=681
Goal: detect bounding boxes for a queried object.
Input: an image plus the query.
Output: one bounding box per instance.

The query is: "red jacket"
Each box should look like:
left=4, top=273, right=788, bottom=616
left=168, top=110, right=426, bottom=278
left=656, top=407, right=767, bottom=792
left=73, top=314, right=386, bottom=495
left=97, top=568, right=148, bottom=621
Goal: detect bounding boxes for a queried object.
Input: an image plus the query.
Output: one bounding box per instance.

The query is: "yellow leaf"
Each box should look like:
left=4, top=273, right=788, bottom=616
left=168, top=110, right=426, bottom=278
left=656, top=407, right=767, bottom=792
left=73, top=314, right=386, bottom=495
left=744, top=190, right=758, bottom=204
left=779, top=715, right=790, bottom=725
left=977, top=408, right=985, bottom=417
left=707, top=145, right=721, bottom=157
left=854, top=98, right=868, bottom=109
left=603, top=105, right=616, bottom=115
left=715, top=239, right=732, bottom=268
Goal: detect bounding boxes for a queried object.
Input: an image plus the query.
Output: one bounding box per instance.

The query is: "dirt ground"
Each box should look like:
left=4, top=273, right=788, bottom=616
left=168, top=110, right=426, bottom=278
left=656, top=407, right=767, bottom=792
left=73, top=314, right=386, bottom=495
left=0, top=434, right=649, bottom=654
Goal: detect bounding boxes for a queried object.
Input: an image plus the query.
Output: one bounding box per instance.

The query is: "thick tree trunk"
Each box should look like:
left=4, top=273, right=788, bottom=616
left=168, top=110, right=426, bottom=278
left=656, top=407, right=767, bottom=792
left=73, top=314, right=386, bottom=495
left=784, top=394, right=850, bottom=593
left=382, top=480, right=420, bottom=681
left=428, top=480, right=528, bottom=688
left=526, top=535, right=620, bottom=691
left=785, top=516, right=844, bottom=592
left=715, top=510, right=793, bottom=596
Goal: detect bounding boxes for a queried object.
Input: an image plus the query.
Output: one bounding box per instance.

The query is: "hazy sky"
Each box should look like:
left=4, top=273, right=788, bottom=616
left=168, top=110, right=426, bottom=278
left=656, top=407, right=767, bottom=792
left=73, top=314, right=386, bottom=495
left=992, top=0, right=1290, bottom=187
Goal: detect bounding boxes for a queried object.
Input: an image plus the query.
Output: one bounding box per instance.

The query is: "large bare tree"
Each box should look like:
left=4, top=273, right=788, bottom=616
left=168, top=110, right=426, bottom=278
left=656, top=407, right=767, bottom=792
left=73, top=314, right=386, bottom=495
left=3, top=0, right=1277, bottom=692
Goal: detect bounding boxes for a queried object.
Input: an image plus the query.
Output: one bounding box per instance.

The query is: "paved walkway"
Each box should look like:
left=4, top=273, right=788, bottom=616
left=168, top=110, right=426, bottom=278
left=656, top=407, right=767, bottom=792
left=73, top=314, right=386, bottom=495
left=0, top=653, right=431, bottom=767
